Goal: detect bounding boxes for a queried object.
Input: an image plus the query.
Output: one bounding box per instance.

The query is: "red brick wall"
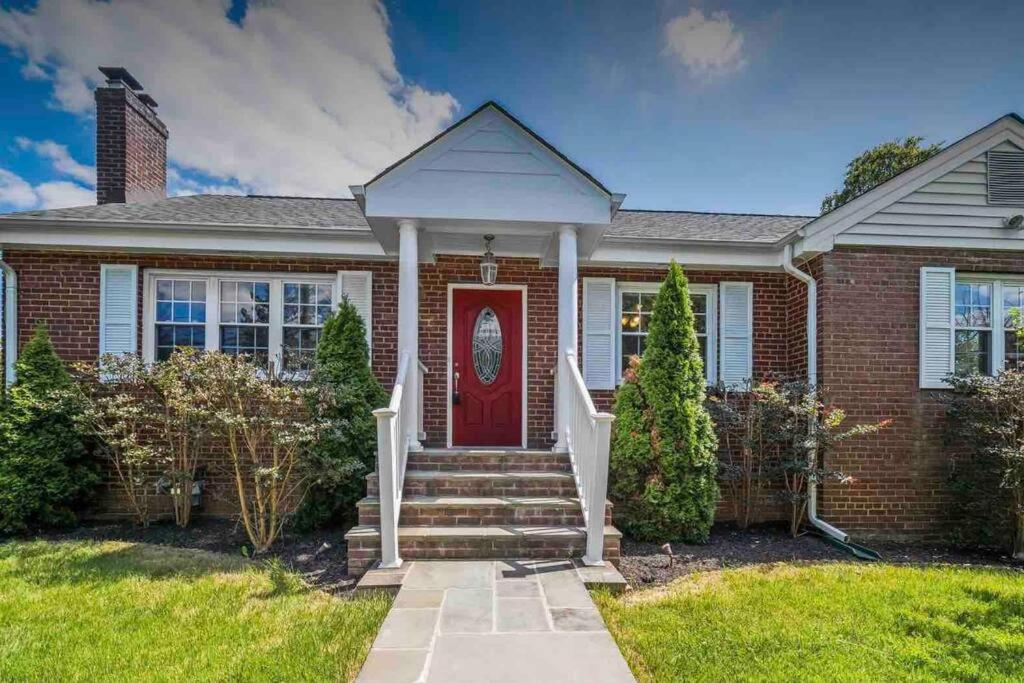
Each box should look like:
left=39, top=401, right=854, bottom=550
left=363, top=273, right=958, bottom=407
left=2, top=249, right=398, bottom=518
left=578, top=265, right=799, bottom=410
left=816, top=246, right=1024, bottom=540
left=418, top=255, right=558, bottom=448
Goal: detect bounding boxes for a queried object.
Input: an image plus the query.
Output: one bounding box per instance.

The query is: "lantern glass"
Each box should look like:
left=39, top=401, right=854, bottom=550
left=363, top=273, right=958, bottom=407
left=481, top=256, right=497, bottom=286
left=480, top=235, right=498, bottom=285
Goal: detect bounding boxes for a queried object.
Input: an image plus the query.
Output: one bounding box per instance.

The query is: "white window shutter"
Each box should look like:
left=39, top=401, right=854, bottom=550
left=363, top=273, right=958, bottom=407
left=582, top=277, right=616, bottom=390
left=99, top=264, right=138, bottom=357
left=719, top=282, right=753, bottom=387
left=919, top=267, right=955, bottom=389
left=337, top=271, right=373, bottom=353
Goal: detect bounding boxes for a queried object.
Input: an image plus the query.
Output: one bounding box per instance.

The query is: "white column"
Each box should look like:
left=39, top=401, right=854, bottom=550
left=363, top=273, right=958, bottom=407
left=555, top=224, right=578, bottom=450
left=397, top=220, right=422, bottom=451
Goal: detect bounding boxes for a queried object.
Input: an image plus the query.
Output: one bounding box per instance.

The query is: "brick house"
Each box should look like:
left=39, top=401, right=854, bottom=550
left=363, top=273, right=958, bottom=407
left=2, top=68, right=1023, bottom=572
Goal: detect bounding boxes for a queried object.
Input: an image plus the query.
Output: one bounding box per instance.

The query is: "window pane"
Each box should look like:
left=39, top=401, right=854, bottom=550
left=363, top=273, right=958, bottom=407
left=1004, top=286, right=1024, bottom=329
left=955, top=330, right=991, bottom=375
left=156, top=301, right=172, bottom=322
left=1005, top=331, right=1024, bottom=370
left=173, top=280, right=191, bottom=301
left=317, top=285, right=332, bottom=305
left=157, top=280, right=173, bottom=300
left=254, top=282, right=270, bottom=303
left=284, top=283, right=299, bottom=304
left=284, top=304, right=299, bottom=324
left=955, top=283, right=992, bottom=329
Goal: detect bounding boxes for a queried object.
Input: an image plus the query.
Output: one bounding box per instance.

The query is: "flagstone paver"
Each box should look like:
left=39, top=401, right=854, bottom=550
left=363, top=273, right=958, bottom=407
left=355, top=560, right=635, bottom=683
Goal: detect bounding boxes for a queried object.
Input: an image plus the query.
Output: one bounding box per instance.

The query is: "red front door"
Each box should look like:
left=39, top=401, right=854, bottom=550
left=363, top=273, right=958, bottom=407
left=451, top=288, right=523, bottom=447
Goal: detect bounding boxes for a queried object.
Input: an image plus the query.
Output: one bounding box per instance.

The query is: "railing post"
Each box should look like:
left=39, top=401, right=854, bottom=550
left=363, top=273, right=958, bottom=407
left=584, top=412, right=615, bottom=566
left=373, top=407, right=402, bottom=568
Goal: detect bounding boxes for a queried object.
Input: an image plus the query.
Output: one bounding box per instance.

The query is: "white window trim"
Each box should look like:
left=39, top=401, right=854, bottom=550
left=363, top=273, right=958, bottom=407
left=955, top=274, right=1024, bottom=375
left=614, top=282, right=718, bottom=386
left=141, top=268, right=337, bottom=371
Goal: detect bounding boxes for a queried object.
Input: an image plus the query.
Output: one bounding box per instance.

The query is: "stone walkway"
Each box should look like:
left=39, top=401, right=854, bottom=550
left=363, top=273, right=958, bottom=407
left=356, top=560, right=636, bottom=683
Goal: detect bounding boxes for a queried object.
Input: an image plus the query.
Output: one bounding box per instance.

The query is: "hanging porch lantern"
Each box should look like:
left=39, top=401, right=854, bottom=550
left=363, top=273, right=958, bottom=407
left=480, top=234, right=498, bottom=286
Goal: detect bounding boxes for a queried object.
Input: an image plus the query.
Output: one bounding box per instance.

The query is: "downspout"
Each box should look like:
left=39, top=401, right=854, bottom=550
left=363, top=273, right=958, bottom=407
left=0, top=251, right=16, bottom=388
left=782, top=243, right=849, bottom=544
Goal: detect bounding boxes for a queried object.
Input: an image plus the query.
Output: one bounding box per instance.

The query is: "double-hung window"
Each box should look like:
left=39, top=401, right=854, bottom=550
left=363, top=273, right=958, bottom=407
left=954, top=277, right=1024, bottom=375
left=143, top=270, right=340, bottom=373
left=154, top=278, right=207, bottom=361
left=615, top=283, right=717, bottom=384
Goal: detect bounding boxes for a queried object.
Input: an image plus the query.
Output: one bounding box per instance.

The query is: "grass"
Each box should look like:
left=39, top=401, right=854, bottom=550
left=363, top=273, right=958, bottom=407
left=0, top=539, right=391, bottom=682
left=594, top=562, right=1024, bottom=683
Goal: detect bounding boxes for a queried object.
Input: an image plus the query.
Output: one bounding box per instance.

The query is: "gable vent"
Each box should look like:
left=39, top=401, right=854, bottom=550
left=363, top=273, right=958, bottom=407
left=987, top=151, right=1024, bottom=206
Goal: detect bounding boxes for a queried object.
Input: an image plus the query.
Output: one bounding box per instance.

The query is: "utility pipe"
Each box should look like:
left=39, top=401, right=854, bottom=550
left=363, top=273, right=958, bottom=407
left=782, top=243, right=849, bottom=544
left=0, top=252, right=16, bottom=388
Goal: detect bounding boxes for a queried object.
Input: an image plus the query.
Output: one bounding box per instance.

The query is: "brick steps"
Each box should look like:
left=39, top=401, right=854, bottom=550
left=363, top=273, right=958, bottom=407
left=367, top=470, right=578, bottom=497
left=356, top=495, right=613, bottom=526
left=407, top=448, right=571, bottom=472
left=345, top=525, right=622, bottom=573
left=348, top=447, right=621, bottom=575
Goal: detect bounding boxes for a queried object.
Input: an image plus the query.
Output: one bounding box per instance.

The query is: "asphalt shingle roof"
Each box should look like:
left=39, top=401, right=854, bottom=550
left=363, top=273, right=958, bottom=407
left=0, top=194, right=370, bottom=230
left=0, top=194, right=813, bottom=243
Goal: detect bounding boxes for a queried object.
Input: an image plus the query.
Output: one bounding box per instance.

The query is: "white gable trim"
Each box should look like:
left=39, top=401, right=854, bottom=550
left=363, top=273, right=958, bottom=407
left=797, top=115, right=1024, bottom=255
left=365, top=102, right=611, bottom=199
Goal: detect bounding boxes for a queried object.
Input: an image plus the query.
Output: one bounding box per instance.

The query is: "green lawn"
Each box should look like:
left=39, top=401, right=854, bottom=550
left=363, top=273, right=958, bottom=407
left=0, top=540, right=391, bottom=682
left=595, top=562, right=1024, bottom=683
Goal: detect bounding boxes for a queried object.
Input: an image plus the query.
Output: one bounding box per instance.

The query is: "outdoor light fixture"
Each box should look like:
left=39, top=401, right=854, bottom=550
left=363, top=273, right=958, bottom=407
left=480, top=234, right=497, bottom=285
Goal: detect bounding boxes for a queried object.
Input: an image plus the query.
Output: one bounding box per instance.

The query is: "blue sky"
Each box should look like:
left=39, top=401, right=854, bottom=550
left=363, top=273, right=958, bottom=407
left=0, top=0, right=1021, bottom=216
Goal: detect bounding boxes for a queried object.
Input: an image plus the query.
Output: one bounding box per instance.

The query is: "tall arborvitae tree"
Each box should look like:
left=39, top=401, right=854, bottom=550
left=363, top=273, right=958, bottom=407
left=0, top=324, right=99, bottom=532
left=609, top=261, right=719, bottom=542
left=294, top=299, right=387, bottom=529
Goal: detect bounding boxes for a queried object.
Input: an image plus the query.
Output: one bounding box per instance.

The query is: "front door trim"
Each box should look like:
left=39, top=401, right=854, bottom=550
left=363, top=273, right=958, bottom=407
left=446, top=283, right=528, bottom=449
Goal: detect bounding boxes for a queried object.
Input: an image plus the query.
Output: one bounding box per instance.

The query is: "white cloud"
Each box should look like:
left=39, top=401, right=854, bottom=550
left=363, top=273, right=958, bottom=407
left=16, top=137, right=96, bottom=186
left=0, top=168, right=37, bottom=209
left=0, top=0, right=459, bottom=197
left=663, top=8, right=746, bottom=80
left=33, top=180, right=94, bottom=209
left=0, top=166, right=92, bottom=211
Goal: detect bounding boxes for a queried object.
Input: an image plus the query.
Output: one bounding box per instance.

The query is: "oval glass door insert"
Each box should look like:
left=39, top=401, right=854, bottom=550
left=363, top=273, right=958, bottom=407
left=472, top=307, right=502, bottom=385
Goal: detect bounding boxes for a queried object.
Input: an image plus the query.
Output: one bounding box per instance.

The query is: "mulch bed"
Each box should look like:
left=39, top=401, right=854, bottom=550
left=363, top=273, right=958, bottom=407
left=22, top=520, right=1022, bottom=594
left=35, top=518, right=357, bottom=595
left=619, top=522, right=1023, bottom=588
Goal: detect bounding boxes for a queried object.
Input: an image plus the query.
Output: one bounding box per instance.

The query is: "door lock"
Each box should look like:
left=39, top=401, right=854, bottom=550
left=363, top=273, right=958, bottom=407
left=452, top=364, right=461, bottom=405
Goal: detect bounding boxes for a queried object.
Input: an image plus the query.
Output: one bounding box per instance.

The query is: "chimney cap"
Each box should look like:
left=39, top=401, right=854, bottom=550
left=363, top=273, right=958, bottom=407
left=137, top=93, right=158, bottom=108
left=98, top=66, right=143, bottom=91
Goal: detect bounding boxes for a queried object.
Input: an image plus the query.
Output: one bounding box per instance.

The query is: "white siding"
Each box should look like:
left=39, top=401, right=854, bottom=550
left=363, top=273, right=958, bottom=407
left=848, top=141, right=1024, bottom=240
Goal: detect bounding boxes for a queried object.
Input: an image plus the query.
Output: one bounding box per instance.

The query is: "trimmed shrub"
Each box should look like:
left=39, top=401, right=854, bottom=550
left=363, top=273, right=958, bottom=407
left=0, top=325, right=99, bottom=532
left=294, top=299, right=387, bottom=530
left=945, top=370, right=1024, bottom=558
left=609, top=262, right=719, bottom=543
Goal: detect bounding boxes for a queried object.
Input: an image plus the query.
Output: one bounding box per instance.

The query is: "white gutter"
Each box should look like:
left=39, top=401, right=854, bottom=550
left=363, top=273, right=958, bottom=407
left=782, top=243, right=849, bottom=544
left=0, top=252, right=16, bottom=387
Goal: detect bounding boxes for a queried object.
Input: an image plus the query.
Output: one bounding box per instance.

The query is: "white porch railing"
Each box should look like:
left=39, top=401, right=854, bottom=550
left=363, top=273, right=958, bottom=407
left=372, top=352, right=426, bottom=568
left=561, top=349, right=615, bottom=566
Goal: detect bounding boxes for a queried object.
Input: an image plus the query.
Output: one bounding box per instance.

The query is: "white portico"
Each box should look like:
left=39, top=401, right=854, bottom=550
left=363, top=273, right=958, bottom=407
left=347, top=102, right=625, bottom=568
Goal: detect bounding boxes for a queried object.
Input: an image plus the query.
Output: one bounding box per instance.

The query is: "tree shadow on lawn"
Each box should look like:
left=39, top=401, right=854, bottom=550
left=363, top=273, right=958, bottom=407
left=0, top=539, right=255, bottom=589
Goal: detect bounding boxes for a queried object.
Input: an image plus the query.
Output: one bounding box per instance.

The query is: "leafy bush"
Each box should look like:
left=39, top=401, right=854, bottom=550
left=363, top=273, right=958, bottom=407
left=201, top=352, right=317, bottom=553
left=78, top=349, right=214, bottom=528
left=708, top=382, right=789, bottom=529
left=764, top=381, right=888, bottom=537
left=945, top=370, right=1024, bottom=558
left=294, top=300, right=386, bottom=530
left=0, top=325, right=99, bottom=532
left=77, top=354, right=165, bottom=527
left=609, top=262, right=719, bottom=543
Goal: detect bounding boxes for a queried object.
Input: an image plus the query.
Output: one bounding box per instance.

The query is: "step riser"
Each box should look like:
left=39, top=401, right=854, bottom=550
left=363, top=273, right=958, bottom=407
left=406, top=453, right=571, bottom=473
left=347, top=536, right=621, bottom=574
left=358, top=503, right=612, bottom=527
left=366, top=476, right=577, bottom=498
left=403, top=479, right=578, bottom=497
left=359, top=507, right=586, bottom=526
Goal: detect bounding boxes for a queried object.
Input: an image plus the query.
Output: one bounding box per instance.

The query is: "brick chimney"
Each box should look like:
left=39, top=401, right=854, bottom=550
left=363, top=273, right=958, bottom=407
left=95, top=66, right=168, bottom=204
